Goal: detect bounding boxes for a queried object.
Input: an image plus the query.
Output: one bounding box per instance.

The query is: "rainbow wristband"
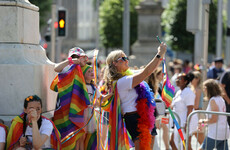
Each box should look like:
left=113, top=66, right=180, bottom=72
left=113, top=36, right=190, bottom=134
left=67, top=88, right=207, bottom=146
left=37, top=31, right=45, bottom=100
left=68, top=57, right=74, bottom=65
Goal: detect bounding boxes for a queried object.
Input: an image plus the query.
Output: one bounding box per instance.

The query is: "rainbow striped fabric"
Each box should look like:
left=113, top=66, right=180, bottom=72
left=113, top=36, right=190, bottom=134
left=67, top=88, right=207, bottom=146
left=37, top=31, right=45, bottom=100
left=50, top=64, right=90, bottom=150
left=6, top=113, right=61, bottom=150
left=161, top=59, right=175, bottom=107
left=101, top=83, right=130, bottom=150
left=161, top=59, right=186, bottom=149
left=84, top=132, right=97, bottom=150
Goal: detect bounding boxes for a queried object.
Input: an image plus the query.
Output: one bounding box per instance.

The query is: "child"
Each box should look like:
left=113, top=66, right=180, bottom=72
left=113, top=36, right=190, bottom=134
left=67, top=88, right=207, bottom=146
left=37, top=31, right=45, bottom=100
left=78, top=65, right=113, bottom=149
left=6, top=95, right=61, bottom=150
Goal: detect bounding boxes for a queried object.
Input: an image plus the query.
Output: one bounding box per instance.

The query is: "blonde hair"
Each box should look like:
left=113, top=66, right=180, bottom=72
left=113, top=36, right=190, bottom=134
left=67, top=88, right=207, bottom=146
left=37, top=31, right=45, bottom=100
left=193, top=71, right=202, bottom=88
left=105, top=50, right=124, bottom=81
left=146, top=72, right=158, bottom=94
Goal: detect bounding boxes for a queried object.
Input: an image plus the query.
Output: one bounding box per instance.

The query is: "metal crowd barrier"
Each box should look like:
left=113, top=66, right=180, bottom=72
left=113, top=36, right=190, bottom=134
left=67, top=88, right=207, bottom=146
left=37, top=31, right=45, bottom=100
left=186, top=110, right=230, bottom=150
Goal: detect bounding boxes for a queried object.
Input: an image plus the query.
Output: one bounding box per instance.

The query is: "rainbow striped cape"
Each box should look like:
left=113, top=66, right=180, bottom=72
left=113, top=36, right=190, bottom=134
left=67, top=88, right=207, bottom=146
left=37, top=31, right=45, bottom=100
left=6, top=113, right=61, bottom=150
left=101, top=83, right=130, bottom=150
left=50, top=64, right=90, bottom=150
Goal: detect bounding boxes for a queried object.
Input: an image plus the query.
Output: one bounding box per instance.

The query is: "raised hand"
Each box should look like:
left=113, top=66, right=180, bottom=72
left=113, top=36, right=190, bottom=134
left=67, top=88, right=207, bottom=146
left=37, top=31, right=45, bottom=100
left=19, top=136, right=27, bottom=147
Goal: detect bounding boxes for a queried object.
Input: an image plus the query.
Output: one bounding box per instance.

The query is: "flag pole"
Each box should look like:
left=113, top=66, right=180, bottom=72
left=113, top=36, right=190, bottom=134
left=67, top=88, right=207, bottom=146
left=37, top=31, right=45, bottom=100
left=156, top=36, right=186, bottom=150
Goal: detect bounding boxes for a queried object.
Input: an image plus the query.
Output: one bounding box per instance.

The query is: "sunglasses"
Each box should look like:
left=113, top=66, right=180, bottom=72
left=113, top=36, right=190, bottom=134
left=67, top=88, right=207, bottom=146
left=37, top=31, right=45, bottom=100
left=117, top=56, right=129, bottom=61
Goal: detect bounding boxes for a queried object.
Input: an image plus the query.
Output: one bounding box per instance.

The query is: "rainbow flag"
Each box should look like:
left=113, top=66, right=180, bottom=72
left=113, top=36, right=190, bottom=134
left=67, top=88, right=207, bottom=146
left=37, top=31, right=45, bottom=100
left=50, top=64, right=90, bottom=150
left=6, top=113, right=61, bottom=150
left=161, top=59, right=175, bottom=107
left=101, top=83, right=130, bottom=150
left=161, top=59, right=186, bottom=149
left=93, top=49, right=99, bottom=84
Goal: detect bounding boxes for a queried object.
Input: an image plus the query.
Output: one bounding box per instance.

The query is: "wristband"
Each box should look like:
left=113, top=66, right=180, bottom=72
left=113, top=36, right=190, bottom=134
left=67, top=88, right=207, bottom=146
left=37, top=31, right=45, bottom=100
left=68, top=57, right=74, bottom=65
left=156, top=54, right=161, bottom=59
left=201, top=120, right=206, bottom=127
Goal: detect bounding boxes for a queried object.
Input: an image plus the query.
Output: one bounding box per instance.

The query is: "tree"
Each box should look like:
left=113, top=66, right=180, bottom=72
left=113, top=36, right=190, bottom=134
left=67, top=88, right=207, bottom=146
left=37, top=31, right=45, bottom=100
left=29, top=0, right=52, bottom=29
left=162, top=0, right=218, bottom=54
left=99, top=0, right=140, bottom=49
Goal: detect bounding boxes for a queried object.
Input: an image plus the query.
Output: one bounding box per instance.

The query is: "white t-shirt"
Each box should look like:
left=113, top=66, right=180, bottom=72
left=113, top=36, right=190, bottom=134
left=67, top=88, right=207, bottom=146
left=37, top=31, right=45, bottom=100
left=171, top=87, right=195, bottom=127
left=25, top=118, right=53, bottom=148
left=117, top=75, right=138, bottom=114
left=0, top=126, right=6, bottom=143
left=172, top=87, right=195, bottom=149
left=206, top=96, right=230, bottom=140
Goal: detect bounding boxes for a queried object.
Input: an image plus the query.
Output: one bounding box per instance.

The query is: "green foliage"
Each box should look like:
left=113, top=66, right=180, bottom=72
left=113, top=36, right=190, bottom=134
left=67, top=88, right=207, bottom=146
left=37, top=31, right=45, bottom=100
left=162, top=0, right=218, bottom=54
left=99, top=0, right=140, bottom=48
left=29, top=0, right=52, bottom=28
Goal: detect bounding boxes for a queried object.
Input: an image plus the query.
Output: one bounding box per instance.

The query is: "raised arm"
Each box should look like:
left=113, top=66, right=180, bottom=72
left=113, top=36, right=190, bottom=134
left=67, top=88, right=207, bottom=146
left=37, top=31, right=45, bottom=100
left=132, top=43, right=167, bottom=88
left=54, top=58, right=81, bottom=72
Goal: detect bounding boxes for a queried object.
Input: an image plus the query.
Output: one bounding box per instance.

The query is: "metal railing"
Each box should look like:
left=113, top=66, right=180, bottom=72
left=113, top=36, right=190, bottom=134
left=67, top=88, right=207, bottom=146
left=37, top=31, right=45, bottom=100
left=186, top=110, right=230, bottom=150
left=155, top=109, right=182, bottom=150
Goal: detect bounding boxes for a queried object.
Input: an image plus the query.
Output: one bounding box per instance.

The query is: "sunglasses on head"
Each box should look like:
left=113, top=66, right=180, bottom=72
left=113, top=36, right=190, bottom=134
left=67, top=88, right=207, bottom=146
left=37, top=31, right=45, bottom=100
left=117, top=56, right=129, bottom=61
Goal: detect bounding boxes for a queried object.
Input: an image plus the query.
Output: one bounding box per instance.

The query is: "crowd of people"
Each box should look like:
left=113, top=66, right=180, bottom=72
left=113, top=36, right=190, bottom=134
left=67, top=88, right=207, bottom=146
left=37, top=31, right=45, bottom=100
left=1, top=44, right=230, bottom=150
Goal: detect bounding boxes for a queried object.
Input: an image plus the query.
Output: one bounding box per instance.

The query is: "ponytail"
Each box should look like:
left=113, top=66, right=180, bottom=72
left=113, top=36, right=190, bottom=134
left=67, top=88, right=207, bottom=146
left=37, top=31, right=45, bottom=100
left=184, top=72, right=194, bottom=86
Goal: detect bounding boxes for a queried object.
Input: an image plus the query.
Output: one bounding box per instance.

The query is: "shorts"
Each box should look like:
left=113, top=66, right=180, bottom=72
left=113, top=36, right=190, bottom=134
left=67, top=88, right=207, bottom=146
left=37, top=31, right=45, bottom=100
left=124, top=112, right=157, bottom=142
left=201, top=137, right=228, bottom=150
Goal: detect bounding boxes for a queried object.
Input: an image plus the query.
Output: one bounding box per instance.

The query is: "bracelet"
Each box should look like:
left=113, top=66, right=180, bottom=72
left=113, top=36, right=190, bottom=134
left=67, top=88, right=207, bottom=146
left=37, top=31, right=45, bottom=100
left=156, top=54, right=161, bottom=59
left=201, top=120, right=206, bottom=127
left=68, top=57, right=74, bottom=65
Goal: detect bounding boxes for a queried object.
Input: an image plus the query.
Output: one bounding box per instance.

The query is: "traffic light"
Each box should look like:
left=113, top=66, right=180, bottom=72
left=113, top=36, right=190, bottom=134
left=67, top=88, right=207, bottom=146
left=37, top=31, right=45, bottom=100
left=58, top=10, right=66, bottom=36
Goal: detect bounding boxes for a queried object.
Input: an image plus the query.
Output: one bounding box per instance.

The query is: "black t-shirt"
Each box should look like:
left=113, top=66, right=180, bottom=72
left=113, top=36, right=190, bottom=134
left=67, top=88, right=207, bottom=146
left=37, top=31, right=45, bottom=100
left=220, top=70, right=230, bottom=98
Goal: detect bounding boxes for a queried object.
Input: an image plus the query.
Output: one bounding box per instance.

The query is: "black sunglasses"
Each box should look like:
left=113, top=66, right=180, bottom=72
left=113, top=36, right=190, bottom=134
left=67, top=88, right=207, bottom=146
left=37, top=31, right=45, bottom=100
left=117, top=56, right=129, bottom=61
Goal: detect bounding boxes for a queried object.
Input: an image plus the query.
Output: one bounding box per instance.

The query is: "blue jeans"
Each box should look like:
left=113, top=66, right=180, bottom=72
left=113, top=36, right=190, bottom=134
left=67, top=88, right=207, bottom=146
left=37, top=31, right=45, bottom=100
left=201, top=137, right=228, bottom=150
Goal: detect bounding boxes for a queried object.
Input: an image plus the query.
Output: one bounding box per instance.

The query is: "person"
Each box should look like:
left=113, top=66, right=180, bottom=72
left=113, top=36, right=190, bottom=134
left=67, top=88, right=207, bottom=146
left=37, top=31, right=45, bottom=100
left=188, top=71, right=205, bottom=149
left=78, top=64, right=113, bottom=149
left=51, top=47, right=112, bottom=149
left=171, top=65, right=182, bottom=93
left=51, top=47, right=90, bottom=149
left=183, top=59, right=192, bottom=74
left=104, top=42, right=167, bottom=149
left=146, top=67, right=170, bottom=150
left=170, top=73, right=195, bottom=150
left=198, top=79, right=229, bottom=150
left=0, top=119, right=7, bottom=150
left=6, top=95, right=61, bottom=150
left=207, top=57, right=224, bottom=79
left=219, top=69, right=230, bottom=126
